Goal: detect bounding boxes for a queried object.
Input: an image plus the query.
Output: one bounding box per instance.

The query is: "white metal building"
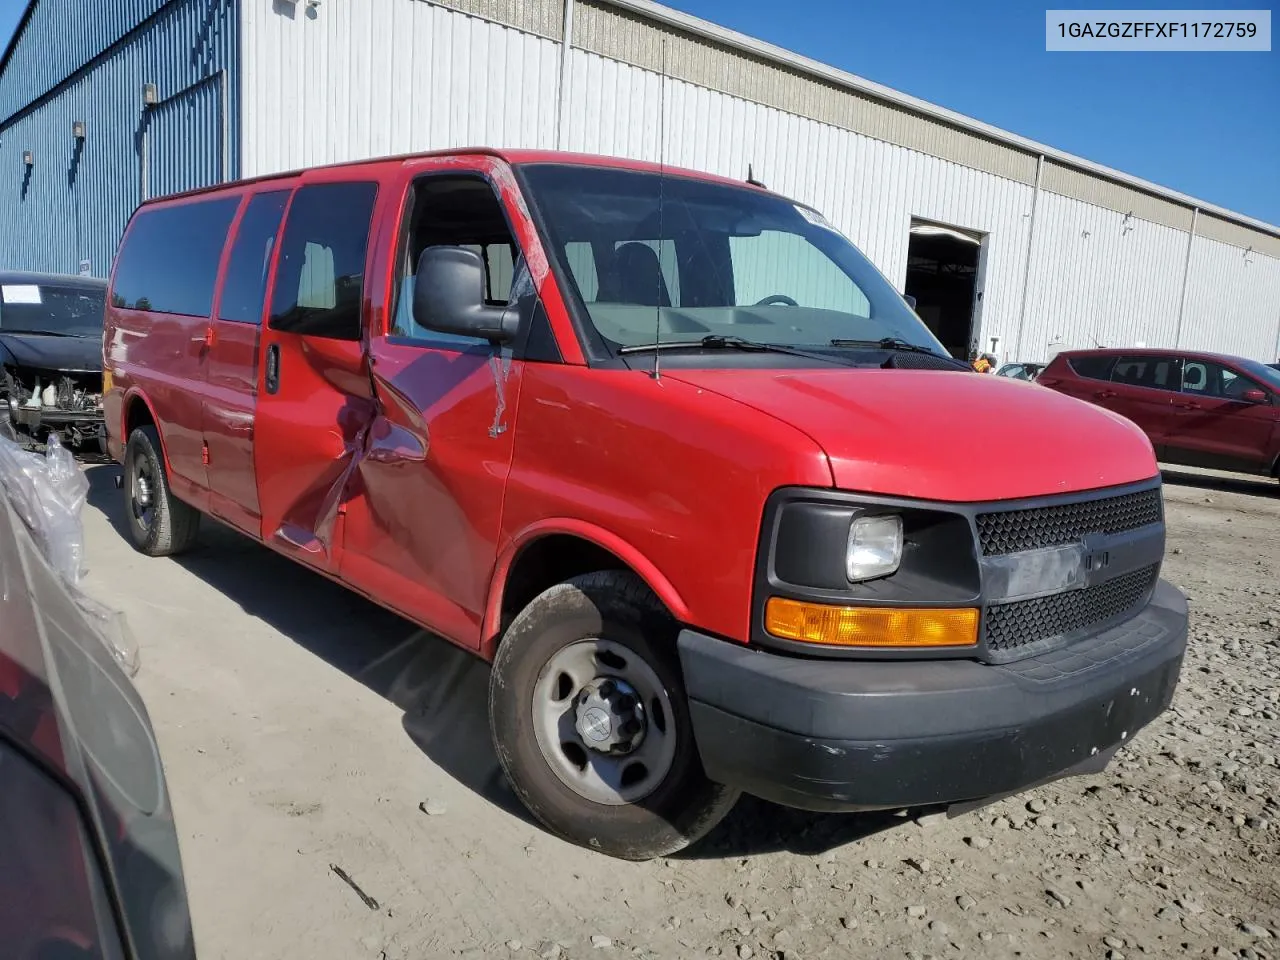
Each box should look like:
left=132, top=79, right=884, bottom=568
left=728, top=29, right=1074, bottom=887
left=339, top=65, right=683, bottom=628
left=5, top=0, right=1279, bottom=363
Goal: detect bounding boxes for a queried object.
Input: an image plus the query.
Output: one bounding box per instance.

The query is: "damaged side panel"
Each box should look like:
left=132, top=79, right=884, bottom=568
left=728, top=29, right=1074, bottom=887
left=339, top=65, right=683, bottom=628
left=251, top=337, right=375, bottom=569
left=250, top=156, right=539, bottom=645
left=339, top=341, right=523, bottom=648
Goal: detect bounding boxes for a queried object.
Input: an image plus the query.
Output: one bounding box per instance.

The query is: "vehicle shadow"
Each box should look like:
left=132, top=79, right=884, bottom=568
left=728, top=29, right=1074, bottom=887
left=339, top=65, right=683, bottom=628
left=82, top=463, right=530, bottom=826
left=84, top=463, right=920, bottom=858
left=677, top=798, right=913, bottom=859
left=1160, top=466, right=1278, bottom=498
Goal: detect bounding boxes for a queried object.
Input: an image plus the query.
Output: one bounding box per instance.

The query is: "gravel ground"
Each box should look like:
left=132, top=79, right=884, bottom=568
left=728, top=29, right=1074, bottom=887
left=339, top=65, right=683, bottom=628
left=79, top=465, right=1279, bottom=960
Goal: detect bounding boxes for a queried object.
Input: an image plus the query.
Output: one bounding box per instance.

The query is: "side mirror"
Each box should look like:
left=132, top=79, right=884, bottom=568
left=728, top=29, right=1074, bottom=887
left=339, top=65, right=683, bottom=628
left=1241, top=388, right=1269, bottom=404
left=904, top=294, right=917, bottom=311
left=413, top=246, right=518, bottom=344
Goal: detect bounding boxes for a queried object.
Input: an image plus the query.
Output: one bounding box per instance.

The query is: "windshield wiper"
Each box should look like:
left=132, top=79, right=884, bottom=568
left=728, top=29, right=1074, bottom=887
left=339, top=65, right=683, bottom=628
left=0, top=329, right=80, bottom=337
left=828, top=336, right=938, bottom=355
left=619, top=335, right=857, bottom=366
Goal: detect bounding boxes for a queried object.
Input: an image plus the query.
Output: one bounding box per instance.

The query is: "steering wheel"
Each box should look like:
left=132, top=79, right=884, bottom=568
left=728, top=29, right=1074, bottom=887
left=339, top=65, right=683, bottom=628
left=755, top=294, right=798, bottom=307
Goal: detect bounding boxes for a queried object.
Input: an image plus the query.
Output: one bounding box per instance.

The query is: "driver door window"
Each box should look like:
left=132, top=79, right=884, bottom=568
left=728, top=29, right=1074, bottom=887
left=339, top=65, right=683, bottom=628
left=1182, top=359, right=1256, bottom=399
left=390, top=175, right=522, bottom=346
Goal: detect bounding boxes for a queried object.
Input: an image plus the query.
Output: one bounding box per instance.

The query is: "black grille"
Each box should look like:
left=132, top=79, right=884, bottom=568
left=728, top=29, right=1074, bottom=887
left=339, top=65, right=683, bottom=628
left=984, top=563, right=1159, bottom=654
left=976, top=488, right=1162, bottom=557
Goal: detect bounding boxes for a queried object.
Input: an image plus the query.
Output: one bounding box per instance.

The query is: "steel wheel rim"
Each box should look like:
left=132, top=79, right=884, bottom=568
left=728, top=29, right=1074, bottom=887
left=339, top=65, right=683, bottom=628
left=531, top=638, right=678, bottom=806
left=128, top=450, right=156, bottom=531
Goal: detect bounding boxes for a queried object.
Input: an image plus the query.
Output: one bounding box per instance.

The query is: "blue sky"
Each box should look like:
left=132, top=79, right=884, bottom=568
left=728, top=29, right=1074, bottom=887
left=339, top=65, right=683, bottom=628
left=1, top=0, right=1276, bottom=223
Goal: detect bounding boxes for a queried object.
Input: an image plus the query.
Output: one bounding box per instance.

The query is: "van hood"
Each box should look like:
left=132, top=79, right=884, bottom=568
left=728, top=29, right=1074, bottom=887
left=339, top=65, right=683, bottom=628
left=666, top=367, right=1158, bottom=502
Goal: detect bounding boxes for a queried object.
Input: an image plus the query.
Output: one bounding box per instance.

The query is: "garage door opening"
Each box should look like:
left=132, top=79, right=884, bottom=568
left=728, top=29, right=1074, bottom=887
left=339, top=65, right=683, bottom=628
left=904, top=221, right=983, bottom=359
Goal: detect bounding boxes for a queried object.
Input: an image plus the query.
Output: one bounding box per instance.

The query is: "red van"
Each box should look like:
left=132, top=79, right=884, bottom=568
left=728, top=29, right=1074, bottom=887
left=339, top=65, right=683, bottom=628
left=1039, top=348, right=1280, bottom=482
left=103, top=150, right=1187, bottom=860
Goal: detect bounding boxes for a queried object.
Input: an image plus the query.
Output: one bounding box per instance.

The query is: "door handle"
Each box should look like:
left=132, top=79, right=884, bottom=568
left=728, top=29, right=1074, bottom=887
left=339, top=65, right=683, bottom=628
left=1176, top=401, right=1201, bottom=410
left=1095, top=390, right=1117, bottom=399
left=265, top=344, right=280, bottom=395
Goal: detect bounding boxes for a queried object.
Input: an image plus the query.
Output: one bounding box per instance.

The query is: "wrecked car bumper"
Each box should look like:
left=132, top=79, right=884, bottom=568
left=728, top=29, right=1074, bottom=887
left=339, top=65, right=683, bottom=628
left=2, top=398, right=105, bottom=445
left=677, top=580, right=1187, bottom=812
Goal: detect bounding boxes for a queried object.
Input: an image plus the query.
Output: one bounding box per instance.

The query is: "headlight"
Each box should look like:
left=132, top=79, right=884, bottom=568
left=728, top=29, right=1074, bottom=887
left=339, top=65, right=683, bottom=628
left=846, top=514, right=902, bottom=581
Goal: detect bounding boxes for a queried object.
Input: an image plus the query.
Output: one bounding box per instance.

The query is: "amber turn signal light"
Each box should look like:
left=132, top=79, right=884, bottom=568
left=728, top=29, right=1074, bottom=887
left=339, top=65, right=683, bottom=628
left=764, top=598, right=979, bottom=648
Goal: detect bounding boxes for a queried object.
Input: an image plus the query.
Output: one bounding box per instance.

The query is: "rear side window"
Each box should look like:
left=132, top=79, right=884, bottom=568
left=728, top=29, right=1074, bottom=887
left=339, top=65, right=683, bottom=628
left=1067, top=354, right=1116, bottom=381
left=218, top=190, right=289, bottom=324
left=1112, top=356, right=1179, bottom=390
left=111, top=197, right=240, bottom=316
left=269, top=182, right=378, bottom=340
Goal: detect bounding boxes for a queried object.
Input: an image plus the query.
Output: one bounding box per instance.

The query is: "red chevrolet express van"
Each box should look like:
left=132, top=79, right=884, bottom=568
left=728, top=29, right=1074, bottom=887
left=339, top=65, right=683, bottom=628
left=104, top=150, right=1188, bottom=860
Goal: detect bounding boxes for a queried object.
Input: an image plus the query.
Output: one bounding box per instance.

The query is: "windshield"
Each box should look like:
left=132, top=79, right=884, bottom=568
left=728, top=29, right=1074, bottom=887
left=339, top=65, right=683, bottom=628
left=0, top=282, right=106, bottom=337
left=1240, top=358, right=1280, bottom=392
left=520, top=164, right=946, bottom=358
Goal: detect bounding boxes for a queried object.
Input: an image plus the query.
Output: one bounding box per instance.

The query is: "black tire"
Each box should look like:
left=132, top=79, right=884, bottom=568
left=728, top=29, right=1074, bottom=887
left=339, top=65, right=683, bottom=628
left=489, top=570, right=739, bottom=860
left=124, top=426, right=200, bottom=556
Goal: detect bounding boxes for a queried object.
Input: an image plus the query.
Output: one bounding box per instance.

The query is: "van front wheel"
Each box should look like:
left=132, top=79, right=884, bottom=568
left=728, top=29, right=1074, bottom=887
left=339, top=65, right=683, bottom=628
left=489, top=571, right=739, bottom=860
left=124, top=426, right=200, bottom=556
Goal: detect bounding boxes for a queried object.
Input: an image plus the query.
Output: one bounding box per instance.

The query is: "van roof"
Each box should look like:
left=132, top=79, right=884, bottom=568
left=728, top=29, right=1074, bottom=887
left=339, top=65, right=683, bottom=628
left=138, top=148, right=783, bottom=208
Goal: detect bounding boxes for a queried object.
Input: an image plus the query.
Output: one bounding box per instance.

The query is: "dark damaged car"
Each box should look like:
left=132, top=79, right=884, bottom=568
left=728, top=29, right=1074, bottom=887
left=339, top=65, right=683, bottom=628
left=0, top=271, right=108, bottom=451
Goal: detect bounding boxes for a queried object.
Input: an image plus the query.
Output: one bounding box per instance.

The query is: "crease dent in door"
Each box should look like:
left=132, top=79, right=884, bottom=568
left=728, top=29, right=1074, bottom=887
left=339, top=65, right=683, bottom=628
left=270, top=345, right=377, bottom=560
left=363, top=370, right=429, bottom=465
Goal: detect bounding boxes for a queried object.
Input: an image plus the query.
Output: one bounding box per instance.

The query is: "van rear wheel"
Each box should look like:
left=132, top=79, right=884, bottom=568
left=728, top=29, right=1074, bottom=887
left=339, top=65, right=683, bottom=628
left=489, top=570, right=739, bottom=860
left=124, top=426, right=200, bottom=556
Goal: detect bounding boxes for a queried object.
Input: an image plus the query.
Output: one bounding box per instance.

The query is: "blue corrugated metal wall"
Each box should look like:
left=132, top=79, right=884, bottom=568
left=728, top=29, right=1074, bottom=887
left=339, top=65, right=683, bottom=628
left=0, top=0, right=239, bottom=278
left=148, top=73, right=230, bottom=197
left=0, top=0, right=171, bottom=121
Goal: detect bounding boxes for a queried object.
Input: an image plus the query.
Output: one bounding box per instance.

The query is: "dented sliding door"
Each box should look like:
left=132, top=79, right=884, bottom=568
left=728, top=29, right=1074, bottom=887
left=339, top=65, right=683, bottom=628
left=251, top=179, right=380, bottom=571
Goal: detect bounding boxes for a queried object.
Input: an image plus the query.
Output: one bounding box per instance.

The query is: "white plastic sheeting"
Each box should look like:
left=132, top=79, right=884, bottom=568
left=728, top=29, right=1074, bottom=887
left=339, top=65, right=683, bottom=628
left=0, top=434, right=138, bottom=675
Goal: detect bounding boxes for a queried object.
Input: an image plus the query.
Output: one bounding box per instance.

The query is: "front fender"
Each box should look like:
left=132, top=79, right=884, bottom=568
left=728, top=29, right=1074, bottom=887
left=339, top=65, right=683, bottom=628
left=481, top=518, right=692, bottom=659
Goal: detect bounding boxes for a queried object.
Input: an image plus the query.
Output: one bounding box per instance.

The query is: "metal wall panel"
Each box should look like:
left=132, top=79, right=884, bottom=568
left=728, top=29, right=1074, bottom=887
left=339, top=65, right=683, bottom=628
left=1018, top=191, right=1190, bottom=360
left=240, top=0, right=561, bottom=178
left=0, top=0, right=238, bottom=277
left=1182, top=236, right=1280, bottom=360
left=1198, top=213, right=1280, bottom=259
left=572, top=0, right=1038, bottom=186
left=427, top=0, right=564, bottom=39
left=1042, top=161, right=1195, bottom=235
left=565, top=50, right=1036, bottom=356
left=147, top=73, right=230, bottom=198
left=0, top=0, right=170, bottom=122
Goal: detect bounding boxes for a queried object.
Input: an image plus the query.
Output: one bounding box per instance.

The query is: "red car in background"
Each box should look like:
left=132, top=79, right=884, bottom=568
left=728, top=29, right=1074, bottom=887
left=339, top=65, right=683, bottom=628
left=1039, top=348, right=1280, bottom=482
